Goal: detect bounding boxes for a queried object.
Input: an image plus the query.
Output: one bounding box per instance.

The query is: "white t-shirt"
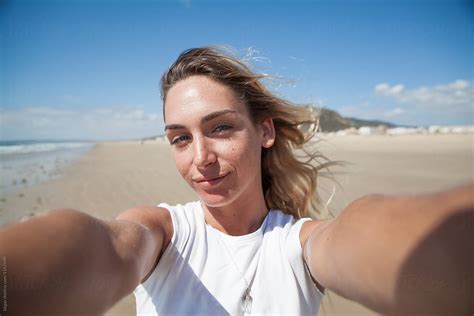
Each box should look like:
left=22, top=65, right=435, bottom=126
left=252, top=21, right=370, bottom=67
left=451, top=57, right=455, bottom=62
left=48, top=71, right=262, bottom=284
left=133, top=201, right=323, bottom=315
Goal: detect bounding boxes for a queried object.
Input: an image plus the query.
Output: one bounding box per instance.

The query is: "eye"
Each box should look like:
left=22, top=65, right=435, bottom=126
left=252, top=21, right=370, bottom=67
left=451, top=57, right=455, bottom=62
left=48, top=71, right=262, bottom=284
left=213, top=124, right=232, bottom=133
left=170, top=135, right=190, bottom=145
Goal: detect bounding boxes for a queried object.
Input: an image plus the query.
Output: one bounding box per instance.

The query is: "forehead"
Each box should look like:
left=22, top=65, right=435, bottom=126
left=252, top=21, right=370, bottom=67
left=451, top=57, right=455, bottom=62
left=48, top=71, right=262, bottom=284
left=164, top=75, right=248, bottom=123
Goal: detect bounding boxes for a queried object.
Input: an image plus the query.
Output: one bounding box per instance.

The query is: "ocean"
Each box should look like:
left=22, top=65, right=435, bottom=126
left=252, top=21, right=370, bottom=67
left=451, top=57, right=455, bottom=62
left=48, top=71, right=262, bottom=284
left=0, top=140, right=95, bottom=193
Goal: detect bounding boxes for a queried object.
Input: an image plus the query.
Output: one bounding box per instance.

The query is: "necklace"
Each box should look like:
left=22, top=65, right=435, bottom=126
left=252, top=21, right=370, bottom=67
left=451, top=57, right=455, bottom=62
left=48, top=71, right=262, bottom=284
left=216, top=233, right=259, bottom=314
left=213, top=222, right=267, bottom=314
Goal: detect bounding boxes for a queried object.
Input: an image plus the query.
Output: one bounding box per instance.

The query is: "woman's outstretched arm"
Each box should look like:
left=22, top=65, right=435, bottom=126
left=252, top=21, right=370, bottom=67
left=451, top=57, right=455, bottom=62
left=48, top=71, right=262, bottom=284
left=0, top=206, right=172, bottom=315
left=303, top=184, right=473, bottom=315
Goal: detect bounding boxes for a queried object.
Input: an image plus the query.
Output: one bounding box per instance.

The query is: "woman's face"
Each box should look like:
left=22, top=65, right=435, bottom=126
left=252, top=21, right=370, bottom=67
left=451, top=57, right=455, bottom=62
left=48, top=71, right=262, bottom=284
left=164, top=75, right=274, bottom=208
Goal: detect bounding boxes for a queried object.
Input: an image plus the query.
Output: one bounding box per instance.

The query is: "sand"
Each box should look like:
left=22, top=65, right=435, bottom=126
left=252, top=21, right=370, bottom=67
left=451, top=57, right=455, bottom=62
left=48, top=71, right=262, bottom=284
left=0, top=134, right=472, bottom=316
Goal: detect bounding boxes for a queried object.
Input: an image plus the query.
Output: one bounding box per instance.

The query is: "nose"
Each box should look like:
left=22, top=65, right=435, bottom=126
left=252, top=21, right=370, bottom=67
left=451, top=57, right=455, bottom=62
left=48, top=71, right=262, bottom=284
left=193, top=137, right=216, bottom=168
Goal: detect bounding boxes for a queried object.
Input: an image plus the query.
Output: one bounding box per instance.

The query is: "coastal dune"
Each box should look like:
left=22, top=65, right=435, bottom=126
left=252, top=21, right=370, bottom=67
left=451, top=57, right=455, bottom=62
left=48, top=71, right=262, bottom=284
left=0, top=134, right=472, bottom=315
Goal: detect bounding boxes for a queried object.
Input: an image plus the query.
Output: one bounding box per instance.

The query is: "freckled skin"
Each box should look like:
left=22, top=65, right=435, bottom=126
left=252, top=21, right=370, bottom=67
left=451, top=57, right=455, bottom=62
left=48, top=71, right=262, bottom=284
left=164, top=75, right=275, bottom=234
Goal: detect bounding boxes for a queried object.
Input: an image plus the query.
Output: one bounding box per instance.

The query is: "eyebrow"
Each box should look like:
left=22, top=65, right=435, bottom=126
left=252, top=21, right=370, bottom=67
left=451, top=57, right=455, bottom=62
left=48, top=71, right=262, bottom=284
left=164, top=109, right=237, bottom=131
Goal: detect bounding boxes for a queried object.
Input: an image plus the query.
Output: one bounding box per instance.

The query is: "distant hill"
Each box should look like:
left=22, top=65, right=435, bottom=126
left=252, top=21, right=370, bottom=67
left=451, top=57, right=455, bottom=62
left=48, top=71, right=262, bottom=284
left=316, top=107, right=396, bottom=132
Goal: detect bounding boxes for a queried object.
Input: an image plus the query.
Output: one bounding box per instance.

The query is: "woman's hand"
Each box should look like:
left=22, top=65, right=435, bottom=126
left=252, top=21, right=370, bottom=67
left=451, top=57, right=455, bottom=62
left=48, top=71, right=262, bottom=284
left=303, top=184, right=473, bottom=315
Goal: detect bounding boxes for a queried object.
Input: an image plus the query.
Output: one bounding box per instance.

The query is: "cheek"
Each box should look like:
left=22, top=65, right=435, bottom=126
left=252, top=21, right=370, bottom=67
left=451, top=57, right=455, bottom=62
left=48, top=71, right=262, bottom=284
left=225, top=138, right=261, bottom=167
left=172, top=150, right=192, bottom=179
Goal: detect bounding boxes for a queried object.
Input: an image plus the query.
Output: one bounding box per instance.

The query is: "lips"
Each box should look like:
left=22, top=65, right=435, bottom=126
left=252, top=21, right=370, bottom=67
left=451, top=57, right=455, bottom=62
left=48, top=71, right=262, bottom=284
left=192, top=173, right=229, bottom=187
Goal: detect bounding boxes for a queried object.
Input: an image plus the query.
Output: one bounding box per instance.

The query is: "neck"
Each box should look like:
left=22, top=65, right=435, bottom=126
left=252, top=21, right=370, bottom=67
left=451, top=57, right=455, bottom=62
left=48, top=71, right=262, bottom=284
left=202, top=196, right=269, bottom=236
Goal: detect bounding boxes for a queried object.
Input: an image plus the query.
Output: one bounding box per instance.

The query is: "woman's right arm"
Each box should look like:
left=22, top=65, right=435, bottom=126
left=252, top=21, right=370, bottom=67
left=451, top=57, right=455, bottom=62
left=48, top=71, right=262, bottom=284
left=0, top=206, right=172, bottom=315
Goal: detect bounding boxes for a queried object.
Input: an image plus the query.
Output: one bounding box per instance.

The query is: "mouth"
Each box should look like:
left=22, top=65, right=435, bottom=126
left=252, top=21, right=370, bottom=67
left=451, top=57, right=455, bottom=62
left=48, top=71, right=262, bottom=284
left=192, top=173, right=229, bottom=187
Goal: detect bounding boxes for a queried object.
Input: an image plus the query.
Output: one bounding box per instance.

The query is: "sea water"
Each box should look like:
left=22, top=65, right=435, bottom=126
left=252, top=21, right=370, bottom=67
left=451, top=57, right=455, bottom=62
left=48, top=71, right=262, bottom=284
left=0, top=140, right=95, bottom=193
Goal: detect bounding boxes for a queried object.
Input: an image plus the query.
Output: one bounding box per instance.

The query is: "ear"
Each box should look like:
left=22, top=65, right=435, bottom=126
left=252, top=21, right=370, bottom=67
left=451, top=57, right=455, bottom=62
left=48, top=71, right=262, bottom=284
left=259, top=117, right=275, bottom=148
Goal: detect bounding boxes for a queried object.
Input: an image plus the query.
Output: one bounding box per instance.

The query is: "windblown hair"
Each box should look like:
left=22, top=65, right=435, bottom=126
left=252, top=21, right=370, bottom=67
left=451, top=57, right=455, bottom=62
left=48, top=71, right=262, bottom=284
left=161, top=46, right=334, bottom=218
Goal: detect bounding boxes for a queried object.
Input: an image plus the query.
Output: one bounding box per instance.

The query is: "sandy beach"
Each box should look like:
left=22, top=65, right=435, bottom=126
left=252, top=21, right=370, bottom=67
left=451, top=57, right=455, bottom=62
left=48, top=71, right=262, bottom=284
left=1, top=134, right=472, bottom=316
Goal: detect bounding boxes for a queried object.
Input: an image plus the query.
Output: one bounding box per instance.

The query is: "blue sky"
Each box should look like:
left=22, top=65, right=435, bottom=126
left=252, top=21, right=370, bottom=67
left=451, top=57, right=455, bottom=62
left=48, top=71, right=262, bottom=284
left=1, top=0, right=473, bottom=140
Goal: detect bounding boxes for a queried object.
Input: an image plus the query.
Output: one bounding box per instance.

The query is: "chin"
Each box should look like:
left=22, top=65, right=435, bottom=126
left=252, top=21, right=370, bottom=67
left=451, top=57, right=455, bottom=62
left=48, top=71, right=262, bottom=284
left=196, top=190, right=236, bottom=208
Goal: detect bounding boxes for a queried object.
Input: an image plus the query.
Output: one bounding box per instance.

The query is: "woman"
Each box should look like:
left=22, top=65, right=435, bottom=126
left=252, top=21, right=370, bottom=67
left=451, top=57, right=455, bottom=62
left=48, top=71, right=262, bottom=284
left=1, top=47, right=472, bottom=316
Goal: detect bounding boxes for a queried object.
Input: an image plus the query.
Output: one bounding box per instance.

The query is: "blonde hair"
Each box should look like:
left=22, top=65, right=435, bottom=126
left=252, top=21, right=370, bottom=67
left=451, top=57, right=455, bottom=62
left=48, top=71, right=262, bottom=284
left=161, top=47, right=334, bottom=218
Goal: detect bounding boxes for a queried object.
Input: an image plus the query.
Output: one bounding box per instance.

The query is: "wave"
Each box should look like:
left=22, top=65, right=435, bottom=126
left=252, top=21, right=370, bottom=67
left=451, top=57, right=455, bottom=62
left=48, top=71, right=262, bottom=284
left=0, top=141, right=94, bottom=155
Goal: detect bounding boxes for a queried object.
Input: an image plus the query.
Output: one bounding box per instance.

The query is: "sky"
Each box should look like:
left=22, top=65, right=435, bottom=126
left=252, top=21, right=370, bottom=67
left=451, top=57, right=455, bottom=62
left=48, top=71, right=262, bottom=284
left=1, top=0, right=473, bottom=140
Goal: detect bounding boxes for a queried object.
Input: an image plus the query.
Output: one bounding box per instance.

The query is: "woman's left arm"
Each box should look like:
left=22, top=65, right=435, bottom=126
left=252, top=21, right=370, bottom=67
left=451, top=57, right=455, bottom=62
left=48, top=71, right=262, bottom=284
left=303, top=184, right=473, bottom=315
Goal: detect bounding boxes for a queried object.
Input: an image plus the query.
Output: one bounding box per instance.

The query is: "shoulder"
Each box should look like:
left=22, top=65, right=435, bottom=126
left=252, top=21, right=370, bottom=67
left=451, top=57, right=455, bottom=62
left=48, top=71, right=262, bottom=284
left=265, top=210, right=317, bottom=239
left=117, top=201, right=202, bottom=247
left=116, top=206, right=173, bottom=250
left=265, top=209, right=301, bottom=227
left=265, top=211, right=329, bottom=247
left=299, top=219, right=330, bottom=249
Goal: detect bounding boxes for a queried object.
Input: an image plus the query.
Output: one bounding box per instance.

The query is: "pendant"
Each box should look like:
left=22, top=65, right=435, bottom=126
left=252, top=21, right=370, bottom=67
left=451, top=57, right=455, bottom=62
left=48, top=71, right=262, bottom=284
left=242, top=288, right=253, bottom=314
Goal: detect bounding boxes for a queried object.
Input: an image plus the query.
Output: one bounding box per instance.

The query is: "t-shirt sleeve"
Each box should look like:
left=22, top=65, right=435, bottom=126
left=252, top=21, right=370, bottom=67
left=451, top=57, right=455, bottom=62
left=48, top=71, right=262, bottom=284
left=136, top=202, right=192, bottom=289
left=157, top=202, right=194, bottom=257
left=286, top=217, right=325, bottom=298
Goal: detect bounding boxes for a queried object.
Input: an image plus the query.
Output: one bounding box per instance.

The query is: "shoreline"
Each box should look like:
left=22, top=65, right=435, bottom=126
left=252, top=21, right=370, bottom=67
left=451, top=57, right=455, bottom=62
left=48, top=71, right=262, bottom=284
left=0, top=142, right=96, bottom=194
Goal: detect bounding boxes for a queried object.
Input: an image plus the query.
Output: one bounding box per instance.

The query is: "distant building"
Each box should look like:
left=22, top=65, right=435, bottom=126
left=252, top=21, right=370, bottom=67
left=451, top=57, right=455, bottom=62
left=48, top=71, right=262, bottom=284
left=386, top=127, right=424, bottom=135
left=358, top=126, right=386, bottom=136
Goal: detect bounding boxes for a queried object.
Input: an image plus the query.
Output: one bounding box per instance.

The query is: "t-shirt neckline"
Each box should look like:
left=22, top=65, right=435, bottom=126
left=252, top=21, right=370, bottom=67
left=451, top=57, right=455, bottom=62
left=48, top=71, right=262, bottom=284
left=198, top=201, right=271, bottom=243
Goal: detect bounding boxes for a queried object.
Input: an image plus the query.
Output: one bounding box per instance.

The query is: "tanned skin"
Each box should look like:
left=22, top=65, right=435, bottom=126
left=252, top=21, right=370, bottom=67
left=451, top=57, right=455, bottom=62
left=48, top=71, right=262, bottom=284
left=302, top=184, right=473, bottom=315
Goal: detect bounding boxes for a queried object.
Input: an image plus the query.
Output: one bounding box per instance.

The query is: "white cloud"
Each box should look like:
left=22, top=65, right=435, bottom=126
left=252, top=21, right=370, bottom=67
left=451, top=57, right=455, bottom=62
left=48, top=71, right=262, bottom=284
left=339, top=104, right=406, bottom=121
left=375, top=83, right=405, bottom=95
left=0, top=106, right=164, bottom=140
left=384, top=107, right=405, bottom=118
left=374, top=80, right=473, bottom=111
